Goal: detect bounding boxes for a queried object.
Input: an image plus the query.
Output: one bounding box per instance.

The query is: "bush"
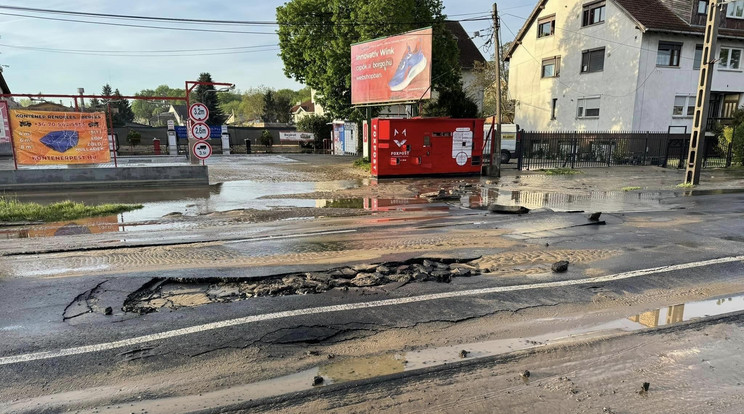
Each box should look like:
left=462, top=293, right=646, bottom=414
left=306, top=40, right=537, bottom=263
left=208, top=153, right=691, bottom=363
left=259, top=130, right=273, bottom=152
left=126, top=130, right=142, bottom=147
left=296, top=114, right=332, bottom=150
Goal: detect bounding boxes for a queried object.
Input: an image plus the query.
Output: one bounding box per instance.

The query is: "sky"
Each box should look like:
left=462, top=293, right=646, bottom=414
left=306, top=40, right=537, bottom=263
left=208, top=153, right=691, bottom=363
left=0, top=0, right=536, bottom=101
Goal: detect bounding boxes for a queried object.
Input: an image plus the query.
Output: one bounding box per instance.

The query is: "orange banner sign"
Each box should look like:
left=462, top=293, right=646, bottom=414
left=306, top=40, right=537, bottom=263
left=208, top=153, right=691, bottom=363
left=351, top=27, right=433, bottom=105
left=10, top=110, right=111, bottom=165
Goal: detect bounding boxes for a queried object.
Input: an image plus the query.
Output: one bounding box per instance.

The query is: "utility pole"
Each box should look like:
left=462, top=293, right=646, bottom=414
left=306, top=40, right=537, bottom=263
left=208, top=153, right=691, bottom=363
left=684, top=0, right=723, bottom=185
left=486, top=2, right=502, bottom=177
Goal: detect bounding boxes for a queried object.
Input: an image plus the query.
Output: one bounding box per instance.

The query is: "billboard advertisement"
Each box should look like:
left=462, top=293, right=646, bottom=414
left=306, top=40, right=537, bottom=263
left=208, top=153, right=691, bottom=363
left=10, top=110, right=111, bottom=165
left=279, top=131, right=314, bottom=142
left=351, top=27, right=433, bottom=105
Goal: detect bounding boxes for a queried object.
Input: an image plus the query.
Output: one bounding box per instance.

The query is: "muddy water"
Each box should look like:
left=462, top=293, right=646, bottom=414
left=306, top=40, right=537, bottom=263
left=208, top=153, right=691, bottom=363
left=89, top=293, right=744, bottom=414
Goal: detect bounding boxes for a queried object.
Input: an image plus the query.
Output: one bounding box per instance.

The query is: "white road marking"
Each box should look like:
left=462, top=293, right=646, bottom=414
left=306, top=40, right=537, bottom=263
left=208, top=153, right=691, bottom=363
left=1, top=255, right=742, bottom=366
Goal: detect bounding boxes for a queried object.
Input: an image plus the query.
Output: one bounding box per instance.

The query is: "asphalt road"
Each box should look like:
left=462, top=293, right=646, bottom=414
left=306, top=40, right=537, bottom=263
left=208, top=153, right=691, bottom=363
left=2, top=191, right=744, bottom=413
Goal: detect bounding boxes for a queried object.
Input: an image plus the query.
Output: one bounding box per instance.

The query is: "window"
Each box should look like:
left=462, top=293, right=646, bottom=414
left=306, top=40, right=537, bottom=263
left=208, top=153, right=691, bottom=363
left=657, top=42, right=682, bottom=67
left=551, top=98, right=558, bottom=120
left=719, top=47, right=743, bottom=70
left=693, top=44, right=703, bottom=70
left=581, top=48, right=605, bottom=73
left=582, top=1, right=606, bottom=27
left=698, top=0, right=708, bottom=14
left=673, top=95, right=695, bottom=117
left=541, top=56, right=561, bottom=78
left=726, top=0, right=744, bottom=18
left=538, top=15, right=555, bottom=38
left=577, top=97, right=600, bottom=118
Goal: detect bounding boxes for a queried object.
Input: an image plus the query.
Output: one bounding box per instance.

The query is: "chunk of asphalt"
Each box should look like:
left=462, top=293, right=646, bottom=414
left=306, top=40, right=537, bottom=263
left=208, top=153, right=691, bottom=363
left=552, top=261, right=569, bottom=273
left=488, top=204, right=530, bottom=215
left=312, top=376, right=324, bottom=386
left=459, top=350, right=469, bottom=358
left=520, top=370, right=531, bottom=379
left=589, top=212, right=602, bottom=222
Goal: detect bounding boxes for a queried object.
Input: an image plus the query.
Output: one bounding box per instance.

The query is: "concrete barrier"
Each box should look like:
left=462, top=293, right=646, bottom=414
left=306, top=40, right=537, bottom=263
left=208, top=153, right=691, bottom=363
left=0, top=166, right=209, bottom=191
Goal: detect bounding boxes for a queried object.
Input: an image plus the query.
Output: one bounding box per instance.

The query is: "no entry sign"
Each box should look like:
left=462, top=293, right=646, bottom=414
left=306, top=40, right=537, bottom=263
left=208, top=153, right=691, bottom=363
left=192, top=141, right=212, bottom=160
left=189, top=103, right=209, bottom=122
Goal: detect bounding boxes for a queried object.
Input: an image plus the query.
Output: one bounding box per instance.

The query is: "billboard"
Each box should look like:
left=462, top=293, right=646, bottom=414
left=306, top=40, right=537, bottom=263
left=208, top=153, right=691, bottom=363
left=279, top=131, right=314, bottom=142
left=351, top=27, right=433, bottom=105
left=10, top=110, right=111, bottom=165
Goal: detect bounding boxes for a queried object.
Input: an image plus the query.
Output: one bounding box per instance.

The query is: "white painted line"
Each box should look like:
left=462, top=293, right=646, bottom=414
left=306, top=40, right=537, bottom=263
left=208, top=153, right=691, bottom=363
left=1, top=255, right=742, bottom=366
left=222, top=229, right=357, bottom=245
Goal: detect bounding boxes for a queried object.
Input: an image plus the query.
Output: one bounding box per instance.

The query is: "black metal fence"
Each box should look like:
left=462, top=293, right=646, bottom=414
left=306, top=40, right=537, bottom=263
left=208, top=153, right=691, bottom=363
left=517, top=131, right=732, bottom=170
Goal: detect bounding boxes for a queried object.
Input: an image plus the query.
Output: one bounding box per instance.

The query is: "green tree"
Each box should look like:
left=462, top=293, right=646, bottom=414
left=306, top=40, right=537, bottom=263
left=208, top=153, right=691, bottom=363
left=262, top=90, right=277, bottom=123
left=97, top=84, right=134, bottom=127
left=719, top=108, right=744, bottom=164
left=126, top=129, right=142, bottom=147
left=296, top=114, right=332, bottom=149
left=276, top=0, right=468, bottom=119
left=193, top=73, right=227, bottom=126
left=132, top=85, right=186, bottom=125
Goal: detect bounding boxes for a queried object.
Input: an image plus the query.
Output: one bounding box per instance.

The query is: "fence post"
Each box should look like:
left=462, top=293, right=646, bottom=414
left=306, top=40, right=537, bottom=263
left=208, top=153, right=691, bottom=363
left=643, top=133, right=648, bottom=165
left=570, top=136, right=577, bottom=169
left=517, top=130, right=524, bottom=170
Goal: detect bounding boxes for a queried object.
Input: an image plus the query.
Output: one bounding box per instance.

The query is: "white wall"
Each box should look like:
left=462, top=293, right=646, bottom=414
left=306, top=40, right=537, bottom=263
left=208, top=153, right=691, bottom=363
left=632, top=33, right=744, bottom=132
left=509, top=0, right=644, bottom=131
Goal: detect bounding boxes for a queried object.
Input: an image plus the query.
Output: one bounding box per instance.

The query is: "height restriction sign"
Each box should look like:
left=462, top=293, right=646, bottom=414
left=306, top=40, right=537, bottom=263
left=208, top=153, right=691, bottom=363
left=191, top=122, right=210, bottom=140
left=189, top=103, right=209, bottom=122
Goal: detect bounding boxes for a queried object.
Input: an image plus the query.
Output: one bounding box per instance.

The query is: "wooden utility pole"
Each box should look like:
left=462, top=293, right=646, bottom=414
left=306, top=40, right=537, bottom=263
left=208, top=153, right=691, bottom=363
left=684, top=0, right=722, bottom=185
left=486, top=2, right=502, bottom=177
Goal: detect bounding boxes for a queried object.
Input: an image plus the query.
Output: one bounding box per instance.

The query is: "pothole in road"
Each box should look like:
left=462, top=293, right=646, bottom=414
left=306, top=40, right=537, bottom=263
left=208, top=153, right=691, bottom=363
left=122, top=258, right=482, bottom=314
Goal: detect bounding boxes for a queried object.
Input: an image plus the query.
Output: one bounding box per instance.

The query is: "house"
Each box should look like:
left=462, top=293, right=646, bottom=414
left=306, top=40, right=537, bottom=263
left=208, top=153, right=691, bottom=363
left=505, top=0, right=744, bottom=132
left=165, top=104, right=188, bottom=126
left=290, top=89, right=325, bottom=124
left=445, top=20, right=488, bottom=112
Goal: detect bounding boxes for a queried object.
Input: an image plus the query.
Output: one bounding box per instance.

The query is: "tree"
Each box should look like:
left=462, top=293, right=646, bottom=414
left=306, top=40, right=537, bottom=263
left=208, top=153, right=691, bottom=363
left=261, top=90, right=293, bottom=124
left=261, top=90, right=277, bottom=123
left=276, top=0, right=469, bottom=119
left=132, top=85, right=186, bottom=125
left=296, top=114, right=332, bottom=149
left=467, top=40, right=515, bottom=121
left=422, top=87, right=478, bottom=118
left=96, top=84, right=134, bottom=127
left=126, top=130, right=142, bottom=147
left=193, top=73, right=227, bottom=126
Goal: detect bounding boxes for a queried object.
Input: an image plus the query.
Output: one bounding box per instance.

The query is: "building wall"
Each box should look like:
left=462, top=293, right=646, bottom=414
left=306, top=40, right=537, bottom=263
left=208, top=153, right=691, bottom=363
left=509, top=0, right=644, bottom=131
left=632, top=33, right=744, bottom=131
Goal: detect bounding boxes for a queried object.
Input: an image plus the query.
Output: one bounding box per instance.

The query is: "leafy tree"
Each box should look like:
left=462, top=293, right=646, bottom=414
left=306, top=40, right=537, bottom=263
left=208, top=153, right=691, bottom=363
left=261, top=90, right=293, bottom=123
left=276, top=0, right=469, bottom=119
left=193, top=73, right=227, bottom=126
left=422, top=87, right=478, bottom=118
left=131, top=85, right=185, bottom=125
left=261, top=90, right=277, bottom=123
left=719, top=108, right=744, bottom=164
left=296, top=114, right=332, bottom=149
left=126, top=130, right=142, bottom=147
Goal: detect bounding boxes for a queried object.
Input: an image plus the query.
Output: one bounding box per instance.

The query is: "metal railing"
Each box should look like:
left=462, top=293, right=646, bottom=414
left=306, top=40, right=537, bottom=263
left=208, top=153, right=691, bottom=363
left=517, top=131, right=732, bottom=171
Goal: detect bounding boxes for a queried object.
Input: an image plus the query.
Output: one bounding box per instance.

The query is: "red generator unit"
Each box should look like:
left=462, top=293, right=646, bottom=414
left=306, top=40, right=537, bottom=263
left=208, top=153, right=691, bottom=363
left=371, top=118, right=485, bottom=177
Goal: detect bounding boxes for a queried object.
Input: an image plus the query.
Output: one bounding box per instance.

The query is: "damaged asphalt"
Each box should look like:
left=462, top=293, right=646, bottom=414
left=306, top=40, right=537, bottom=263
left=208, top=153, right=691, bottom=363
left=2, top=188, right=744, bottom=412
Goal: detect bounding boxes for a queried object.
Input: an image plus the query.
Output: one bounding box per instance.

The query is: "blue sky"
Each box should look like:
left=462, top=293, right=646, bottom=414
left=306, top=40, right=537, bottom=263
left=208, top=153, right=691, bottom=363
left=0, top=0, right=535, bottom=99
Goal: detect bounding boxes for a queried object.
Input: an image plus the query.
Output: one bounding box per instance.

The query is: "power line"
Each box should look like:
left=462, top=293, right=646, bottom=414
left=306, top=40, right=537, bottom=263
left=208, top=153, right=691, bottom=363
left=0, top=43, right=278, bottom=55
left=0, top=43, right=279, bottom=57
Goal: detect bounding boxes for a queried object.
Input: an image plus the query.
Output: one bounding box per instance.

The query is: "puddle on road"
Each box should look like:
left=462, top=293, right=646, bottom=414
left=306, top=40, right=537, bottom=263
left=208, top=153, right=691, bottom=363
left=259, top=294, right=744, bottom=393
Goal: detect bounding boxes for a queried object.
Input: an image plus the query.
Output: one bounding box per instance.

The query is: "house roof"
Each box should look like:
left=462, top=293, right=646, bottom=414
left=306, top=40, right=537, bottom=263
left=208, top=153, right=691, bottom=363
left=170, top=104, right=188, bottom=120
left=291, top=100, right=315, bottom=114
left=27, top=101, right=72, bottom=111
left=444, top=20, right=487, bottom=69
left=505, top=0, right=744, bottom=60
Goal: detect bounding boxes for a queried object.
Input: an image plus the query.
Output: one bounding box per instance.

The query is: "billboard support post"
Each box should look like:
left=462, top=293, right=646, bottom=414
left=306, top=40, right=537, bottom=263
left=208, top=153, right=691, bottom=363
left=486, top=2, right=502, bottom=177
left=107, top=102, right=118, bottom=168
left=366, top=107, right=372, bottom=159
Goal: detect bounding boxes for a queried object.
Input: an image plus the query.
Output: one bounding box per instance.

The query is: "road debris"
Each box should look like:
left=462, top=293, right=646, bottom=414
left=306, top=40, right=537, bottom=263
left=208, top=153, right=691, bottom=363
left=551, top=261, right=570, bottom=273
left=312, top=376, right=324, bottom=386
left=589, top=212, right=602, bottom=222
left=459, top=350, right=469, bottom=358
left=488, top=204, right=530, bottom=215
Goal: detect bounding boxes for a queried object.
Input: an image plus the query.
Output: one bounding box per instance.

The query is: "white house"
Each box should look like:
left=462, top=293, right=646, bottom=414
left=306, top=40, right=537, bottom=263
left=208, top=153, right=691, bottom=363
left=505, top=0, right=744, bottom=132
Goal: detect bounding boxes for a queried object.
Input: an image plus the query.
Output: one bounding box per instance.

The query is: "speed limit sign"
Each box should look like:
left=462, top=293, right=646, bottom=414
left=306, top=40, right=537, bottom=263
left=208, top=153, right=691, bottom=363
left=191, top=122, right=210, bottom=140
left=189, top=103, right=209, bottom=122
left=192, top=141, right=212, bottom=160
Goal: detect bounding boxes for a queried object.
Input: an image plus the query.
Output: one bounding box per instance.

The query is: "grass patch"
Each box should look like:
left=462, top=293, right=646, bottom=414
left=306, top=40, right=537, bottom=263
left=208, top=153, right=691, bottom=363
left=353, top=157, right=371, bottom=172
left=676, top=183, right=695, bottom=189
left=622, top=186, right=642, bottom=192
left=0, top=197, right=143, bottom=223
left=541, top=168, right=583, bottom=176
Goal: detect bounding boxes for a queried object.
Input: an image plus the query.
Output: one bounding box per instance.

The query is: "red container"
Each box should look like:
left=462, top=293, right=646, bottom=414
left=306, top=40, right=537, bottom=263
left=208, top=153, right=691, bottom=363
left=370, top=118, right=485, bottom=177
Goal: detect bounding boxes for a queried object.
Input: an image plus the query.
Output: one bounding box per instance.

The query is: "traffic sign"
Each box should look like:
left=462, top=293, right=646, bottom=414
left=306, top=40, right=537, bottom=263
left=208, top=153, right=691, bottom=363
left=189, top=103, right=209, bottom=122
left=192, top=141, right=212, bottom=160
left=191, top=122, right=210, bottom=140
